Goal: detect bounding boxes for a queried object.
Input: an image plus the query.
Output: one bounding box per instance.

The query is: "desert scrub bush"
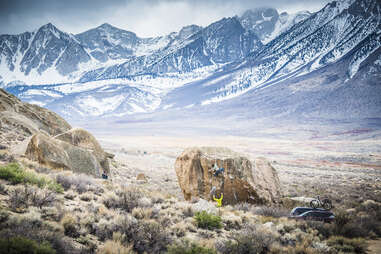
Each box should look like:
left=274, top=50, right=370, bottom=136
left=61, top=214, right=80, bottom=238
left=132, top=207, right=153, bottom=220
left=117, top=216, right=171, bottom=253
left=194, top=211, right=222, bottom=230
left=234, top=202, right=251, bottom=212
left=79, top=192, right=93, bottom=202
left=182, top=205, right=194, bottom=217
left=216, top=224, right=275, bottom=254
left=103, top=187, right=144, bottom=212
left=0, top=163, right=63, bottom=193
left=56, top=173, right=102, bottom=194
left=129, top=220, right=171, bottom=253
left=98, top=240, right=135, bottom=254
left=9, top=185, right=58, bottom=211
left=0, top=236, right=56, bottom=254
left=0, top=209, right=9, bottom=223
left=252, top=206, right=288, bottom=218
left=0, top=213, right=77, bottom=254
left=327, top=210, right=381, bottom=238
left=327, top=236, right=367, bottom=254
left=167, top=239, right=217, bottom=254
left=0, top=182, right=6, bottom=194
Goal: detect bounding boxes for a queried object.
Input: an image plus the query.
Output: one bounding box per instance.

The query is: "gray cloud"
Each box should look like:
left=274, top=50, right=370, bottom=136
left=0, top=0, right=332, bottom=37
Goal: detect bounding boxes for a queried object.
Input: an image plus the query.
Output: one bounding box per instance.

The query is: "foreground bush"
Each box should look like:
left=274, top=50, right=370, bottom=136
left=0, top=163, right=63, bottom=193
left=0, top=213, right=78, bottom=253
left=56, top=173, right=102, bottom=194
left=0, top=236, right=56, bottom=254
left=103, top=187, right=144, bottom=212
left=194, top=211, right=222, bottom=230
left=98, top=240, right=135, bottom=254
left=216, top=224, right=275, bottom=254
left=9, top=185, right=58, bottom=211
left=116, top=216, right=171, bottom=253
left=167, top=240, right=216, bottom=254
left=327, top=236, right=367, bottom=254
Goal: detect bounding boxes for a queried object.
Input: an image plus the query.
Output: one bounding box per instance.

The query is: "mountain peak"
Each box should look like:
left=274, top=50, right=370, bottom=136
left=40, top=22, right=57, bottom=31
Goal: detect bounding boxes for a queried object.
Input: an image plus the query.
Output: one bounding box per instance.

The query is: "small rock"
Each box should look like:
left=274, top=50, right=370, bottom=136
left=136, top=173, right=147, bottom=182
left=192, top=199, right=218, bottom=215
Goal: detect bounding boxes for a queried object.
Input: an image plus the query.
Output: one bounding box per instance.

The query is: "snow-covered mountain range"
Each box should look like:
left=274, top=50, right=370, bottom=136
left=1, top=0, right=380, bottom=123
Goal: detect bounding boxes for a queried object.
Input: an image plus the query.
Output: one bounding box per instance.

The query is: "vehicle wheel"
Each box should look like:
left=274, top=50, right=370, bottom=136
left=310, top=200, right=319, bottom=209
left=322, top=199, right=332, bottom=210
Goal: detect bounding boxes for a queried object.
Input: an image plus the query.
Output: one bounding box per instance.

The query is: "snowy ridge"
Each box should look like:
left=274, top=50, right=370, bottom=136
left=1, top=0, right=381, bottom=120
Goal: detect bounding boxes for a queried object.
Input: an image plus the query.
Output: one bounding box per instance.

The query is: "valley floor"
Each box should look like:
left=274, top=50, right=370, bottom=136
left=98, top=135, right=381, bottom=207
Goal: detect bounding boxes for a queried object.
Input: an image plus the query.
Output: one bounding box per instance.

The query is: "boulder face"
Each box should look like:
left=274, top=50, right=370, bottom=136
left=175, top=147, right=281, bottom=205
left=25, top=133, right=103, bottom=176
left=55, top=128, right=110, bottom=173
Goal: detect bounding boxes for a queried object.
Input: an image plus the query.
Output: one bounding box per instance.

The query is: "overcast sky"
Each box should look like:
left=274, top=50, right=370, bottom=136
left=0, top=0, right=332, bottom=37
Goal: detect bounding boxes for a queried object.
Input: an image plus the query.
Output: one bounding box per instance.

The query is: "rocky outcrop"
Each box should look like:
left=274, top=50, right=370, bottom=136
left=175, top=147, right=281, bottom=205
left=0, top=88, right=71, bottom=147
left=25, top=133, right=103, bottom=176
left=55, top=128, right=111, bottom=173
left=1, top=88, right=110, bottom=177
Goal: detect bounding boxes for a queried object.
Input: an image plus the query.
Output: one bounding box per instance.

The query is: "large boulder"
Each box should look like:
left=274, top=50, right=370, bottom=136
left=175, top=147, right=281, bottom=205
left=25, top=133, right=103, bottom=176
left=55, top=128, right=111, bottom=173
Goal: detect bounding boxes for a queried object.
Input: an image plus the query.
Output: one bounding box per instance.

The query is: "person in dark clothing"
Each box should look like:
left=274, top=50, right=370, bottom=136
left=214, top=167, right=224, bottom=176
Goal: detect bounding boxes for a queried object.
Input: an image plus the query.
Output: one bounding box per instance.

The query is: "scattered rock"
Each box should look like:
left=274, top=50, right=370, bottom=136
left=136, top=173, right=147, bottom=182
left=175, top=147, right=282, bottom=205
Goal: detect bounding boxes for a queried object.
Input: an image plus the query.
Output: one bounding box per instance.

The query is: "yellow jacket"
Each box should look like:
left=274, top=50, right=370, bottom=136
left=213, top=193, right=223, bottom=207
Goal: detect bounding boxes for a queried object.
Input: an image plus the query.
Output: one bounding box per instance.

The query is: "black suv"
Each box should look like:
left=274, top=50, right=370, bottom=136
left=290, top=208, right=335, bottom=223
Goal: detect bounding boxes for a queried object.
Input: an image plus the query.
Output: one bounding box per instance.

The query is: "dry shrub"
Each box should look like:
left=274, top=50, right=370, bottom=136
left=0, top=212, right=78, bottom=253
left=56, top=173, right=100, bottom=194
left=182, top=205, right=194, bottom=218
left=103, top=187, right=144, bottom=212
left=132, top=207, right=153, bottom=220
left=252, top=206, right=288, bottom=218
left=171, top=222, right=187, bottom=237
left=117, top=216, right=172, bottom=253
left=216, top=223, right=275, bottom=254
left=0, top=182, right=6, bottom=194
left=327, top=236, right=367, bottom=254
left=9, top=184, right=57, bottom=211
left=80, top=192, right=93, bottom=202
left=98, top=240, right=135, bottom=254
left=167, top=239, right=217, bottom=254
left=61, top=214, right=79, bottom=238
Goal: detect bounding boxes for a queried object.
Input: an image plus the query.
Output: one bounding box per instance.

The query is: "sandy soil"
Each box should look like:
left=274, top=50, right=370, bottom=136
left=98, top=135, right=381, bottom=207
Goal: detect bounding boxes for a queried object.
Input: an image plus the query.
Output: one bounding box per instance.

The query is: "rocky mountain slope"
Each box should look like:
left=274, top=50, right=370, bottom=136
left=0, top=88, right=110, bottom=176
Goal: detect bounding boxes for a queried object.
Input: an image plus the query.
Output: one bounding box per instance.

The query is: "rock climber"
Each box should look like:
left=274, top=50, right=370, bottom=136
left=213, top=193, right=223, bottom=207
left=211, top=163, right=224, bottom=176
left=214, top=167, right=224, bottom=177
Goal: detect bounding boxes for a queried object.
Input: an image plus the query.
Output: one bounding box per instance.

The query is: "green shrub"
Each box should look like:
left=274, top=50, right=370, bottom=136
left=194, top=211, right=222, bottom=230
left=167, top=240, right=216, bottom=254
left=0, top=163, right=63, bottom=193
left=0, top=236, right=56, bottom=254
left=327, top=236, right=367, bottom=254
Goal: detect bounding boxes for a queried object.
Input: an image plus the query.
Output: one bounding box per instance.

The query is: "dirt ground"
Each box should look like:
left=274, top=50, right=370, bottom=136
left=98, top=135, right=381, bottom=208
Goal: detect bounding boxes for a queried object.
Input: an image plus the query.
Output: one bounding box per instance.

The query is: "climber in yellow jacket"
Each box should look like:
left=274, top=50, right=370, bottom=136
left=213, top=193, right=223, bottom=207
